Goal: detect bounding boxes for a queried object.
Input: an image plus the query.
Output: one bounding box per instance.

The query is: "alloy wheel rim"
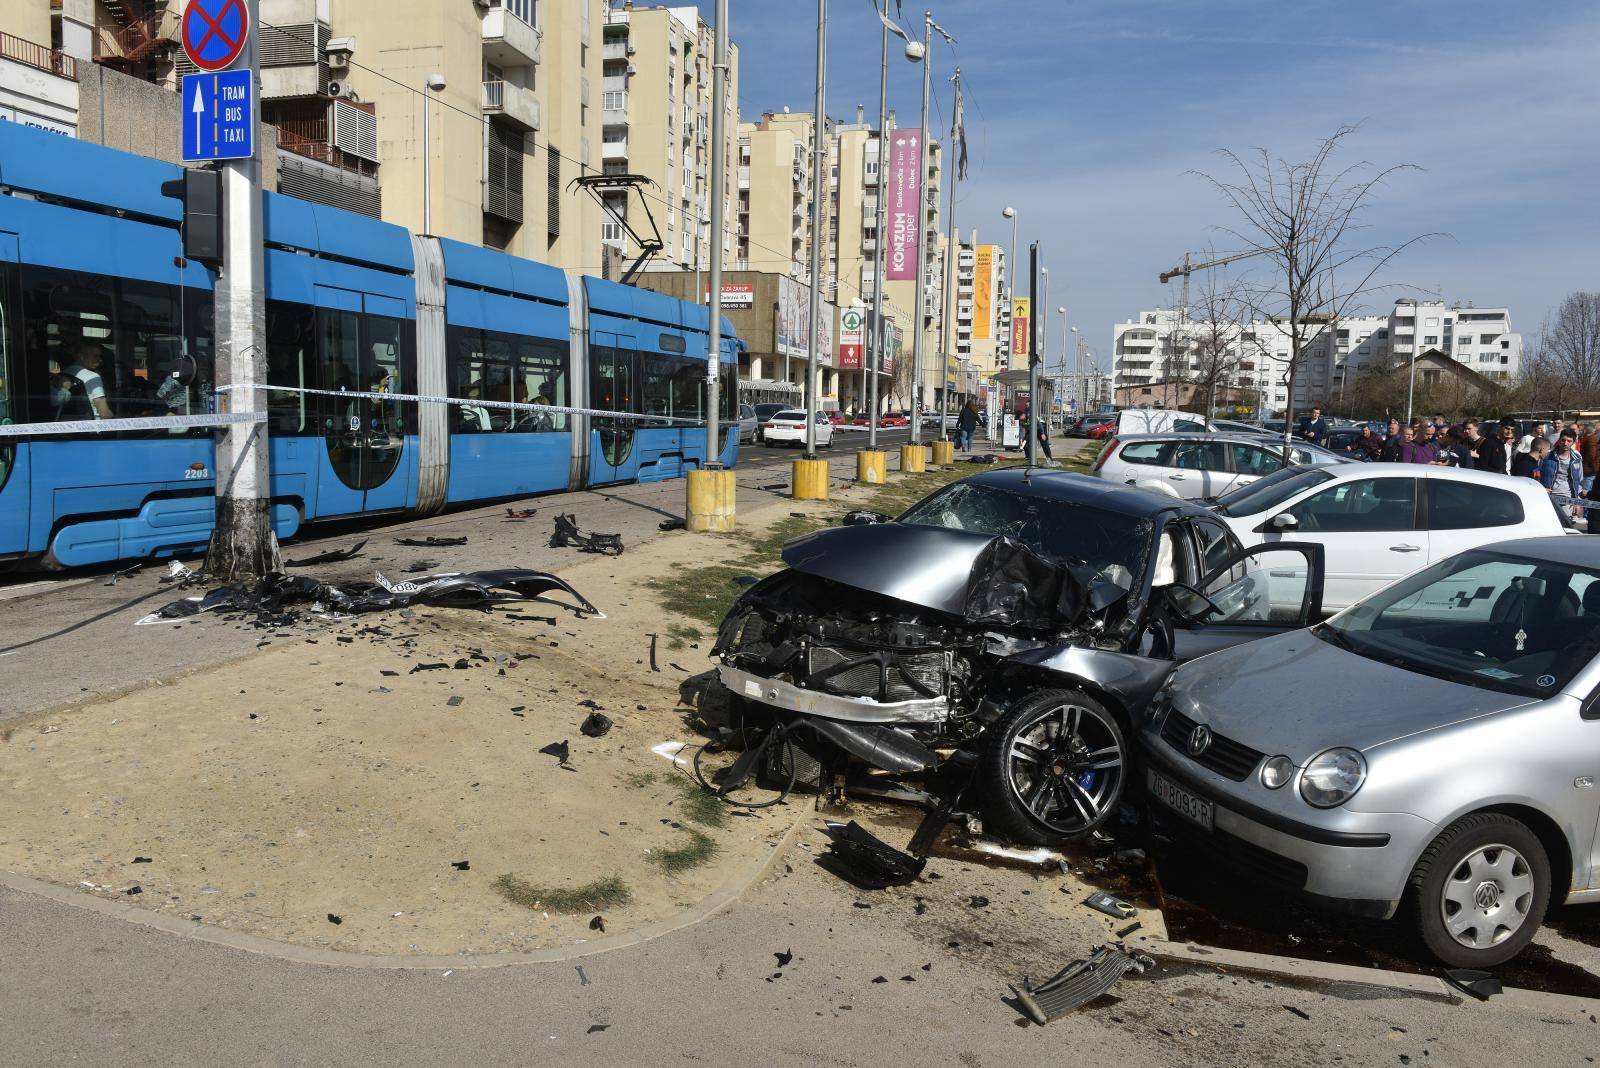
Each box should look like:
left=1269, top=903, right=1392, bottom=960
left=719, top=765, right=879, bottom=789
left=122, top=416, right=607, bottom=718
left=1005, top=702, right=1122, bottom=834
left=1439, top=843, right=1535, bottom=950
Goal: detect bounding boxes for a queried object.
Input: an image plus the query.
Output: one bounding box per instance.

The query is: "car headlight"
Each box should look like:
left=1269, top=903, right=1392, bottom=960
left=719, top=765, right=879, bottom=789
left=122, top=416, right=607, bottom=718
left=1299, top=748, right=1366, bottom=808
left=1260, top=755, right=1294, bottom=790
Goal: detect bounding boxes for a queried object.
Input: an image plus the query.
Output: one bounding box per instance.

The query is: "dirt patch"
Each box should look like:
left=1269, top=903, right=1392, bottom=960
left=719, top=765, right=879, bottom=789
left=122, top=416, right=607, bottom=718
left=0, top=606, right=792, bottom=957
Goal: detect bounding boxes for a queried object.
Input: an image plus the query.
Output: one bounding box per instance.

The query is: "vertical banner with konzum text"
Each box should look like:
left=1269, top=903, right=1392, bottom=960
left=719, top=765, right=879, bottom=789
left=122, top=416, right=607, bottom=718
left=885, top=129, right=923, bottom=281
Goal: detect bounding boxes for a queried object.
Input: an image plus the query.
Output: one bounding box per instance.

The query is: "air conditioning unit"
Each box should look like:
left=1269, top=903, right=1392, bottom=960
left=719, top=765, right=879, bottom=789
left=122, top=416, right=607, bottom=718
left=324, top=36, right=355, bottom=69
left=327, top=79, right=353, bottom=99
left=626, top=44, right=637, bottom=55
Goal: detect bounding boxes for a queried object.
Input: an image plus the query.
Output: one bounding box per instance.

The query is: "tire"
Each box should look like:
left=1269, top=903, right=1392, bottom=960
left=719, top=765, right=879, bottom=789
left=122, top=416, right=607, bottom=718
left=978, top=688, right=1127, bottom=846
left=1407, top=813, right=1551, bottom=968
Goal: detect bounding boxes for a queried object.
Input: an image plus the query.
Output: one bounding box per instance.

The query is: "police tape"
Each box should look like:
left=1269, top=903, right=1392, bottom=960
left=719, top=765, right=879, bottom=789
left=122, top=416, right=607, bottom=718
left=213, top=383, right=710, bottom=427
left=0, top=411, right=267, bottom=438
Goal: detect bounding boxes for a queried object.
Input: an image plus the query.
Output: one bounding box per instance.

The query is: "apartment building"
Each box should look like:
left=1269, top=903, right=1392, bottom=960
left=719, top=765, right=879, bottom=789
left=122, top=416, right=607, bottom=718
left=1112, top=298, right=1523, bottom=416
left=949, top=231, right=1007, bottom=380
left=599, top=2, right=739, bottom=276
left=7, top=0, right=606, bottom=269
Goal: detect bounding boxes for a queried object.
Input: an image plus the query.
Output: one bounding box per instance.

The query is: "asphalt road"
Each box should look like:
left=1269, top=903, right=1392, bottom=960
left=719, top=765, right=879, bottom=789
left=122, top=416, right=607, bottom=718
left=0, top=426, right=925, bottom=722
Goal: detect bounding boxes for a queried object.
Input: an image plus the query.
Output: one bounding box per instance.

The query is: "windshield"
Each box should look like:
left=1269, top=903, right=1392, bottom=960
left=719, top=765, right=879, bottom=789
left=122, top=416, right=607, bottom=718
left=1212, top=466, right=1334, bottom=516
left=1317, top=548, right=1600, bottom=698
left=897, top=482, right=1154, bottom=591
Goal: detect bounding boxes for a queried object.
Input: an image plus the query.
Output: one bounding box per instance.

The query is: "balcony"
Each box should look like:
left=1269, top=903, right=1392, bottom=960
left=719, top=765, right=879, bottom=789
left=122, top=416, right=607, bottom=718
left=601, top=138, right=628, bottom=161
left=482, top=80, right=541, bottom=131
left=482, top=6, right=541, bottom=68
left=602, top=39, right=631, bottom=61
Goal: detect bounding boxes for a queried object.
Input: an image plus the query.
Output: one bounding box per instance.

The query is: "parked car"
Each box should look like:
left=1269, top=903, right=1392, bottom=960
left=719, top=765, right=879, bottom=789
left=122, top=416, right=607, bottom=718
left=1141, top=535, right=1600, bottom=967
left=1209, top=463, right=1573, bottom=612
left=879, top=412, right=909, bottom=428
left=1086, top=419, right=1118, bottom=440
left=826, top=411, right=849, bottom=426
left=1117, top=409, right=1213, bottom=435
left=761, top=409, right=835, bottom=448
left=736, top=404, right=759, bottom=445
left=712, top=469, right=1324, bottom=845
left=1211, top=418, right=1265, bottom=435
left=1092, top=433, right=1350, bottom=501
left=752, top=403, right=792, bottom=443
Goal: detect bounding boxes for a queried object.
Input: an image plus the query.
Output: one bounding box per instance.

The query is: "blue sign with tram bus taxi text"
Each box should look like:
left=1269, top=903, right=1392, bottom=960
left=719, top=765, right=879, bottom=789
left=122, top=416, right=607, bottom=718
left=181, top=70, right=254, bottom=162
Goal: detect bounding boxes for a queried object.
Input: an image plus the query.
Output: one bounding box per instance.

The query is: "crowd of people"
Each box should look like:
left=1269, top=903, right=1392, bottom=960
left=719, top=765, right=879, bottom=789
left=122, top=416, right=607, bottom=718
left=1297, top=407, right=1596, bottom=514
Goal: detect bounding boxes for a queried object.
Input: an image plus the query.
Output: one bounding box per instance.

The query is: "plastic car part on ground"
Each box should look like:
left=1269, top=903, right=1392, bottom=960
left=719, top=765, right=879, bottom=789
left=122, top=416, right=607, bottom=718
left=1012, top=945, right=1156, bottom=1024
left=136, top=568, right=603, bottom=625
left=818, top=821, right=927, bottom=890
left=550, top=513, right=624, bottom=556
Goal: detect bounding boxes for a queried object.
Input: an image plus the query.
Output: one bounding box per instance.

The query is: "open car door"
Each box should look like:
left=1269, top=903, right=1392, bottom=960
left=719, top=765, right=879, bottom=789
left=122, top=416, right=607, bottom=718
left=1165, top=541, right=1326, bottom=661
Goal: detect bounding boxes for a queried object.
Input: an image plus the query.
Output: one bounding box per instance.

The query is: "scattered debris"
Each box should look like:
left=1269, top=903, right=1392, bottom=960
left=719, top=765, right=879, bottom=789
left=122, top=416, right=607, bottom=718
left=966, top=454, right=999, bottom=465
left=657, top=517, right=687, bottom=532
left=132, top=856, right=152, bottom=864
left=1012, top=946, right=1155, bottom=1025
left=137, top=568, right=602, bottom=626
left=402, top=560, right=439, bottom=574
left=1084, top=891, right=1136, bottom=920
left=841, top=510, right=889, bottom=526
left=540, top=740, right=572, bottom=764
left=575, top=965, right=590, bottom=986
left=586, top=1025, right=609, bottom=1035
left=1282, top=1004, right=1311, bottom=1021
left=648, top=633, right=660, bottom=672
left=580, top=712, right=613, bottom=738
left=451, top=860, right=470, bottom=871
left=968, top=896, right=990, bottom=909
left=410, top=662, right=449, bottom=674
left=327, top=913, right=343, bottom=925
left=774, top=948, right=793, bottom=968
left=871, top=976, right=888, bottom=984
left=285, top=540, right=368, bottom=567
left=395, top=536, right=468, bottom=548
left=551, top=513, right=624, bottom=556
left=1115, top=921, right=1143, bottom=939
left=125, top=885, right=142, bottom=895
left=103, top=563, right=141, bottom=586
left=818, top=821, right=926, bottom=890
left=160, top=560, right=202, bottom=585
left=588, top=915, right=606, bottom=933
left=1444, top=969, right=1504, bottom=1001
left=505, top=508, right=538, bottom=520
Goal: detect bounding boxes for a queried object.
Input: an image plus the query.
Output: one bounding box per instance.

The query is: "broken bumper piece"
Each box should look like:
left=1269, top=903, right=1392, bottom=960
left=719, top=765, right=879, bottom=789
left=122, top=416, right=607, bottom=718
left=1013, top=945, right=1155, bottom=1024
left=718, top=664, right=949, bottom=725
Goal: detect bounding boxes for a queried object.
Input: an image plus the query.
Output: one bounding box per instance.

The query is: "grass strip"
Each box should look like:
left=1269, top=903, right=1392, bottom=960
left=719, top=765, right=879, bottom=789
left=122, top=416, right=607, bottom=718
left=650, top=828, right=719, bottom=874
left=493, top=873, right=633, bottom=913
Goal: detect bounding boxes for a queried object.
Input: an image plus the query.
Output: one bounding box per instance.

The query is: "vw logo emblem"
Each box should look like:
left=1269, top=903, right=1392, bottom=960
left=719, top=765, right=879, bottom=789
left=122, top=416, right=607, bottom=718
left=1187, top=724, right=1212, bottom=757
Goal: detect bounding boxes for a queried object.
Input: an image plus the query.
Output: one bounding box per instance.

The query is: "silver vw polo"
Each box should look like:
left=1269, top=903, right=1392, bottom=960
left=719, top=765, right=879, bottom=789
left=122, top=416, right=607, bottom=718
left=1140, top=535, right=1600, bottom=967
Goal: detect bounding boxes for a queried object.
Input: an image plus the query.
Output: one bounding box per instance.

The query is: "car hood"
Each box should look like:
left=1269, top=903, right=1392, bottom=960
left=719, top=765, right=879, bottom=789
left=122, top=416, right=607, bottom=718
left=780, top=524, right=998, bottom=616
left=1168, top=630, right=1534, bottom=761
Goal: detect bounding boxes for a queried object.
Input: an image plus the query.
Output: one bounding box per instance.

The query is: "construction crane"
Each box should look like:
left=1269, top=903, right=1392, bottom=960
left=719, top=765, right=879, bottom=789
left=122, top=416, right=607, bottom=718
left=1158, top=248, right=1277, bottom=313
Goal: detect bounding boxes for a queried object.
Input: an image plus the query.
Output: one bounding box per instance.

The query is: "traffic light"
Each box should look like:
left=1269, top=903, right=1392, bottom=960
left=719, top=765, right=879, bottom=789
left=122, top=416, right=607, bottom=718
left=159, top=168, right=223, bottom=265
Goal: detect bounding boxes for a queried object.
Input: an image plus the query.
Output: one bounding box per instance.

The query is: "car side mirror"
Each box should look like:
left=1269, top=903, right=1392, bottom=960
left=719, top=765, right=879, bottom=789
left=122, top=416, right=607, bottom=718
left=1268, top=512, right=1299, bottom=532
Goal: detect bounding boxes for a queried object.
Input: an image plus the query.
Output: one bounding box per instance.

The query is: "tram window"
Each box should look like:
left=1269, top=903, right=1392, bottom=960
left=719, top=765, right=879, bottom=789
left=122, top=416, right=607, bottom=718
left=642, top=354, right=674, bottom=425
left=671, top=358, right=703, bottom=424
left=592, top=346, right=636, bottom=416
left=19, top=266, right=213, bottom=433
left=448, top=326, right=568, bottom=433
left=367, top=315, right=409, bottom=440
left=266, top=300, right=317, bottom=433
left=720, top=364, right=735, bottom=421
left=0, top=261, right=12, bottom=489
left=510, top=338, right=567, bottom=432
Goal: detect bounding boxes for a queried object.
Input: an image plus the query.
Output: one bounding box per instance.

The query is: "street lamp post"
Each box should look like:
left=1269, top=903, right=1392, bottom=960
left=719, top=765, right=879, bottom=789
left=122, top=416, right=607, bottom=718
left=1001, top=206, right=1017, bottom=367
left=867, top=4, right=892, bottom=451
left=421, top=73, right=446, bottom=235
left=704, top=0, right=729, bottom=466
left=803, top=0, right=827, bottom=458
left=907, top=13, right=932, bottom=446
left=1057, top=307, right=1068, bottom=412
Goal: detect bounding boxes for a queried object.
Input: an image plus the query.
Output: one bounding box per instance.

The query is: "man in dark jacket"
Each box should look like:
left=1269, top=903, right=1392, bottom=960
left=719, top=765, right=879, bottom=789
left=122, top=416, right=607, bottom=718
left=1479, top=420, right=1518, bottom=474
left=1298, top=406, right=1328, bottom=446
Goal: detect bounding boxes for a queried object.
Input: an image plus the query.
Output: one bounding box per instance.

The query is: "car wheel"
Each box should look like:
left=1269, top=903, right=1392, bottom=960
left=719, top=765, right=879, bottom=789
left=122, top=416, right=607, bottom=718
left=1407, top=813, right=1550, bottom=968
left=978, top=688, right=1126, bottom=846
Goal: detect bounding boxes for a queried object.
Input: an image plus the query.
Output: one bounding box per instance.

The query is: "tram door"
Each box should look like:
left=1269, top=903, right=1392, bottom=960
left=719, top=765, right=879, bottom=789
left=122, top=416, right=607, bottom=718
left=0, top=232, right=26, bottom=556
left=316, top=286, right=412, bottom=514
left=588, top=332, right=639, bottom=486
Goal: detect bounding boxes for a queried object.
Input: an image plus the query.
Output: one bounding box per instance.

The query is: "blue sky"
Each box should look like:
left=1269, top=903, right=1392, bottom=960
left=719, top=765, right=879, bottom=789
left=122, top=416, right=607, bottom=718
left=681, top=0, right=1599, bottom=374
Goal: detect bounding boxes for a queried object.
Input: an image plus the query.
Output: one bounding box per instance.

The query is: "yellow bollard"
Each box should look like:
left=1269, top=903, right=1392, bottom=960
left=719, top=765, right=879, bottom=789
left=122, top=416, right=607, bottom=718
left=685, top=468, right=737, bottom=532
left=856, top=450, right=887, bottom=484
left=792, top=458, right=830, bottom=500
left=900, top=443, right=928, bottom=473
left=930, top=440, right=955, bottom=467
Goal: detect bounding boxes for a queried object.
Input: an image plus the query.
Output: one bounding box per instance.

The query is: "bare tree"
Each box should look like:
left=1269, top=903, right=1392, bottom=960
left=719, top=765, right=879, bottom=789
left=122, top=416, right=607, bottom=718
left=1190, top=125, right=1436, bottom=454
left=1538, top=291, right=1600, bottom=401
left=1183, top=267, right=1248, bottom=418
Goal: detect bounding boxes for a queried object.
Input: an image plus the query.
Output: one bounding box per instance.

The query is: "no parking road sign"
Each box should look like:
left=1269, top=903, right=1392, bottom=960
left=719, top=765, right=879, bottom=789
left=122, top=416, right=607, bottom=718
left=182, top=0, right=251, bottom=72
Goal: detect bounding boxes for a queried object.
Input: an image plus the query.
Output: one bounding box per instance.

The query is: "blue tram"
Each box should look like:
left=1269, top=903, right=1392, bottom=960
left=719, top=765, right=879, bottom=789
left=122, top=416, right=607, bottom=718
left=0, top=123, right=740, bottom=568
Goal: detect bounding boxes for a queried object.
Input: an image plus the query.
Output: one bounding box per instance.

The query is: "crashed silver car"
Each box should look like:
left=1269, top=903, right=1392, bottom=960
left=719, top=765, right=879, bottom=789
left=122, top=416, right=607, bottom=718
left=713, top=468, right=1324, bottom=845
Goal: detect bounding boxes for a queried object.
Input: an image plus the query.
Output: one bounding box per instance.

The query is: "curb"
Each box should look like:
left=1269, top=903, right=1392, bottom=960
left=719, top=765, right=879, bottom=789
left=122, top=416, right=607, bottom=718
left=1141, top=937, right=1600, bottom=1015
left=0, top=805, right=811, bottom=971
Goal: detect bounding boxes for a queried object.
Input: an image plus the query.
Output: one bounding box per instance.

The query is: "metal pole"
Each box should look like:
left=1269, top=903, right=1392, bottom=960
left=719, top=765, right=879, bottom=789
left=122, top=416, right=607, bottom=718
left=803, top=0, right=827, bottom=457
left=1058, top=310, right=1068, bottom=411
left=868, top=3, right=890, bottom=452
left=1026, top=241, right=1041, bottom=466
left=422, top=82, right=433, bottom=235
left=909, top=12, right=932, bottom=446
left=938, top=69, right=960, bottom=444
left=705, top=0, right=728, bottom=466
left=206, top=0, right=280, bottom=578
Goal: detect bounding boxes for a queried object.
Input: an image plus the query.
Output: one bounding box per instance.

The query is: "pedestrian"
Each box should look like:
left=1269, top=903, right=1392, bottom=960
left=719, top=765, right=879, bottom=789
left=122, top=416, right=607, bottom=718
left=1385, top=423, right=1414, bottom=462
left=1035, top=414, right=1054, bottom=461
left=1298, top=405, right=1328, bottom=446
left=1479, top=419, right=1517, bottom=474
left=1398, top=425, right=1435, bottom=464
left=1547, top=418, right=1566, bottom=445
left=957, top=399, right=979, bottom=452
left=1436, top=427, right=1474, bottom=468
left=1355, top=424, right=1383, bottom=461
left=1512, top=437, right=1549, bottom=480
left=1380, top=418, right=1403, bottom=461
left=1544, top=432, right=1585, bottom=510
left=1578, top=423, right=1600, bottom=496
left=1519, top=421, right=1547, bottom=453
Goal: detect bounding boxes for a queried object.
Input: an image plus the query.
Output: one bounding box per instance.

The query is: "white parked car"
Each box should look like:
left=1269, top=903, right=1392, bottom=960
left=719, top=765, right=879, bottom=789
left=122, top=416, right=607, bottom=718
left=1209, top=463, right=1574, bottom=611
left=761, top=409, right=834, bottom=448
left=1093, top=433, right=1347, bottom=501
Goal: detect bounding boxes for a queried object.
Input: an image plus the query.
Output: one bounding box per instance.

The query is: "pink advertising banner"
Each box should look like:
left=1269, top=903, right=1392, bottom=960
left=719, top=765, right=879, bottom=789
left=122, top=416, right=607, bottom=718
left=885, top=129, right=923, bottom=282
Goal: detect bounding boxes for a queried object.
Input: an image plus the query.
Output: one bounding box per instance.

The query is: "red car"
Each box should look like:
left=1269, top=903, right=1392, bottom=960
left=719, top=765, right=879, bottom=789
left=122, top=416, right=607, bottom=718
left=850, top=413, right=908, bottom=428
left=826, top=412, right=848, bottom=426
left=1085, top=419, right=1117, bottom=440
